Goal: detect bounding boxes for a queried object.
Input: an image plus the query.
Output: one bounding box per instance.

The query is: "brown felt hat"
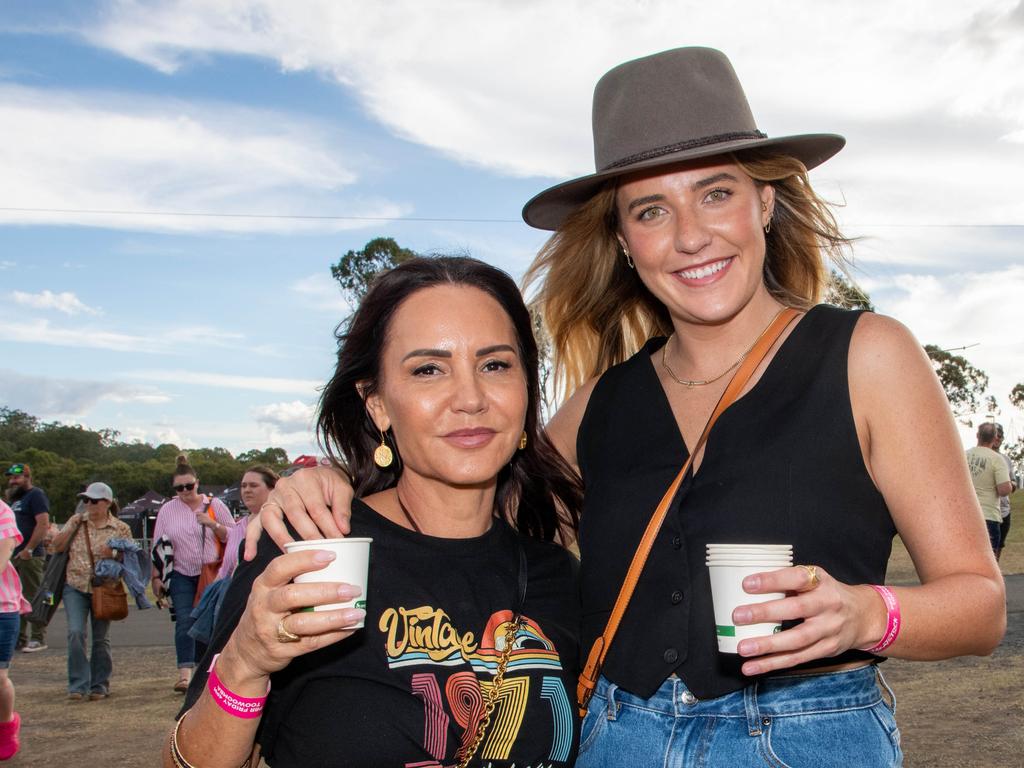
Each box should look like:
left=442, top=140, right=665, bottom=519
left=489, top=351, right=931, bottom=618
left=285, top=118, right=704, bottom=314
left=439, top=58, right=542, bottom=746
left=522, top=47, right=845, bottom=231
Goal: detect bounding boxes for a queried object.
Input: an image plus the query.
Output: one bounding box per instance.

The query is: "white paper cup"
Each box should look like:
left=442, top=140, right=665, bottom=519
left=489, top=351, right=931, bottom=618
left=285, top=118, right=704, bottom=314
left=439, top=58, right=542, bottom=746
left=706, top=559, right=792, bottom=567
left=708, top=563, right=787, bottom=653
left=282, top=538, right=372, bottom=626
left=707, top=544, right=792, bottom=553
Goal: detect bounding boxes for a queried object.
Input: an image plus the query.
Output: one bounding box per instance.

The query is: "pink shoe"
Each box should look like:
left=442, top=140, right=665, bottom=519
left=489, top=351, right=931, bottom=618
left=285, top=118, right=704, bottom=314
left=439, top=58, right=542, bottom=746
left=0, top=711, right=20, bottom=760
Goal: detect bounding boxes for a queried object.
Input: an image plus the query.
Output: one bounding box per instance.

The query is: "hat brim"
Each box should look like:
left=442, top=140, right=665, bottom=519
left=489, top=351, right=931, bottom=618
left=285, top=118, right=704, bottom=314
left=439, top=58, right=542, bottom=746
left=78, top=494, right=110, bottom=502
left=522, top=133, right=845, bottom=231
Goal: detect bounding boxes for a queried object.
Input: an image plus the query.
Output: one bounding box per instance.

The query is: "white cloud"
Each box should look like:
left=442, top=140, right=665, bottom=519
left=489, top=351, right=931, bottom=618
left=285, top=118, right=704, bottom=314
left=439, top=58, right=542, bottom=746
left=869, top=263, right=1024, bottom=435
left=126, top=369, right=320, bottom=395
left=11, top=289, right=100, bottom=316
left=0, top=316, right=248, bottom=353
left=289, top=273, right=351, bottom=315
left=251, top=399, right=316, bottom=434
left=0, top=83, right=410, bottom=233
left=0, top=369, right=171, bottom=417
left=72, top=0, right=1024, bottom=229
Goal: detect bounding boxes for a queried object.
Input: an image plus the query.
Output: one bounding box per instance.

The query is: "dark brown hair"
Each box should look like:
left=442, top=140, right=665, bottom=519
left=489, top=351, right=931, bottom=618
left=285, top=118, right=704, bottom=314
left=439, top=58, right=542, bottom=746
left=243, top=465, right=279, bottom=489
left=173, top=453, right=197, bottom=481
left=316, top=256, right=581, bottom=542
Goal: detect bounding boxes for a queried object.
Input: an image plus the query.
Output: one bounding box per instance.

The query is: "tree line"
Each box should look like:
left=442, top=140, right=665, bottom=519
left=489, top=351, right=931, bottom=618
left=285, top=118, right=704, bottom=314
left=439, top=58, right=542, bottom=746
left=0, top=407, right=290, bottom=523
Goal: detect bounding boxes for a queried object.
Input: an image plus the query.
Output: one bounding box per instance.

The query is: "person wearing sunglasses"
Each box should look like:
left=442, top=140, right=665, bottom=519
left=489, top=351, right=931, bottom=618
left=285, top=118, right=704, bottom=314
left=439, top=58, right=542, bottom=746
left=151, top=456, right=235, bottom=693
left=50, top=482, right=132, bottom=702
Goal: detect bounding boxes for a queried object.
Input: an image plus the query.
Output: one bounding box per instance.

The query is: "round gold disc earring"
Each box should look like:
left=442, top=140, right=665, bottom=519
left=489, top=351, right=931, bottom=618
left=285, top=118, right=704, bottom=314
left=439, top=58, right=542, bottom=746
left=374, top=429, right=394, bottom=468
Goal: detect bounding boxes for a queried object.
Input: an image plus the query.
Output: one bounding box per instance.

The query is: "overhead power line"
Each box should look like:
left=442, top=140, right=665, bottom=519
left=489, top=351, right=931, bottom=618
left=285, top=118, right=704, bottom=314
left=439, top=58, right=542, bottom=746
left=0, top=206, right=520, bottom=224
left=0, top=205, right=1022, bottom=228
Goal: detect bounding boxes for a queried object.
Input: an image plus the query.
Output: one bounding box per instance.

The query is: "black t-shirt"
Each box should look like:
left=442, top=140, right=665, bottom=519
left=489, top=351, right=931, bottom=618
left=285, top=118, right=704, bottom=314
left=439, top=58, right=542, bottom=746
left=11, top=487, right=49, bottom=557
left=186, top=499, right=581, bottom=767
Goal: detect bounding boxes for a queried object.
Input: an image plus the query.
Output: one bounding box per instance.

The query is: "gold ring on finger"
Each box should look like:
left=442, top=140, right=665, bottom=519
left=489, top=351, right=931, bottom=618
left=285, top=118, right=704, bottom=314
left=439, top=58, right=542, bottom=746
left=276, top=617, right=301, bottom=644
left=798, top=564, right=820, bottom=589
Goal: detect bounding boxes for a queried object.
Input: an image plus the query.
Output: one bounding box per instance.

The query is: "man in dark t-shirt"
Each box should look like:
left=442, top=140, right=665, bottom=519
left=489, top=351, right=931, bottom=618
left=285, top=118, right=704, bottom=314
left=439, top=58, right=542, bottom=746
left=7, top=463, right=50, bottom=650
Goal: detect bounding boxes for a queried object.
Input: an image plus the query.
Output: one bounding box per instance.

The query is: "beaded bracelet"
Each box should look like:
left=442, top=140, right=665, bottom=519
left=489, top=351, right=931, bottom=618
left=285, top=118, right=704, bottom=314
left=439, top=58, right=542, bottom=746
left=169, top=712, right=197, bottom=768
left=208, top=653, right=271, bottom=719
left=859, top=584, right=901, bottom=654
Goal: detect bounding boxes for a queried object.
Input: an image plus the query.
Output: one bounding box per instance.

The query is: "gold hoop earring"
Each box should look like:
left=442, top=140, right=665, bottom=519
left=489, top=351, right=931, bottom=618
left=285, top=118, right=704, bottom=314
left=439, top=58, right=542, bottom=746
left=622, top=245, right=635, bottom=269
left=519, top=431, right=528, bottom=450
left=373, top=429, right=393, bottom=468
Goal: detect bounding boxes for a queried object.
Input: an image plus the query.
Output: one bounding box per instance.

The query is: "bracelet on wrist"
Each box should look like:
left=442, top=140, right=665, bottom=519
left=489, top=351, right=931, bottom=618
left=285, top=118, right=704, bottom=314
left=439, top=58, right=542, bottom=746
left=169, top=712, right=197, bottom=768
left=859, top=584, right=901, bottom=655
left=207, top=653, right=270, bottom=719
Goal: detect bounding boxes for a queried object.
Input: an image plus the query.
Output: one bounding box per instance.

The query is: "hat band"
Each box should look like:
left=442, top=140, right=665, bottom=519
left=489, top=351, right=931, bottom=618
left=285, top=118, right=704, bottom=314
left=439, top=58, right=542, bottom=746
left=602, top=130, right=768, bottom=171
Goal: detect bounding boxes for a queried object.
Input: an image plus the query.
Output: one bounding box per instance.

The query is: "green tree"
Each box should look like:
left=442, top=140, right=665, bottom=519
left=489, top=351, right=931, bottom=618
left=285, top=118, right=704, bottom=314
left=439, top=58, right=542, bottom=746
left=824, top=270, right=875, bottom=311
left=924, top=345, right=989, bottom=424
left=236, top=447, right=290, bottom=468
left=1010, top=382, right=1024, bottom=410
left=330, top=237, right=418, bottom=310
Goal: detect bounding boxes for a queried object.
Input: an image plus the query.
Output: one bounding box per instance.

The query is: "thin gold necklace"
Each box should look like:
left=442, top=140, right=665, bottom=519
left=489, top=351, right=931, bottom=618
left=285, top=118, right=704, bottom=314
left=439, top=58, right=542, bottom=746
left=661, top=308, right=786, bottom=388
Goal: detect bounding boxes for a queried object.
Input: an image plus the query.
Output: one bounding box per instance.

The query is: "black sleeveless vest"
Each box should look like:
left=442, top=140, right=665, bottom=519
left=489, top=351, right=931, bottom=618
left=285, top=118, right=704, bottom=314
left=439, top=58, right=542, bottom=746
left=576, top=305, right=895, bottom=700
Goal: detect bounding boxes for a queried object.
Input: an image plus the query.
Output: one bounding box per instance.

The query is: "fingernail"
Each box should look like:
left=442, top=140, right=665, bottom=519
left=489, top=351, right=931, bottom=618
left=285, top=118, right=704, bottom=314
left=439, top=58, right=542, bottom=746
left=743, top=662, right=762, bottom=676
left=733, top=607, right=752, bottom=624
left=337, top=583, right=362, bottom=599
left=313, top=550, right=337, bottom=563
left=340, top=608, right=365, bottom=625
left=743, top=575, right=760, bottom=591
left=738, top=640, right=758, bottom=656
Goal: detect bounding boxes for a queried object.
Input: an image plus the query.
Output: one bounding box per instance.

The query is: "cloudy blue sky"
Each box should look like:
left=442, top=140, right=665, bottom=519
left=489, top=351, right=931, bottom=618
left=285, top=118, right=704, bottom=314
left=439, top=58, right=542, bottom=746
left=1, top=0, right=1022, bottom=459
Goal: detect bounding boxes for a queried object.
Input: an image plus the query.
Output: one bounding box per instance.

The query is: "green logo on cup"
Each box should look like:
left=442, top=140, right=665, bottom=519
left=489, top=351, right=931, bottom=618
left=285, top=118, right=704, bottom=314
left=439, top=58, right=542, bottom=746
left=355, top=600, right=366, bottom=609
left=716, top=624, right=736, bottom=637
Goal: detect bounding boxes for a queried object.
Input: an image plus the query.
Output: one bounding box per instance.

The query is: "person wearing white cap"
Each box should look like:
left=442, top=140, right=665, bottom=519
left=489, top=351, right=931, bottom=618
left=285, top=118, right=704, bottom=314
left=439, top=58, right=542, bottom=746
left=50, top=482, right=132, bottom=701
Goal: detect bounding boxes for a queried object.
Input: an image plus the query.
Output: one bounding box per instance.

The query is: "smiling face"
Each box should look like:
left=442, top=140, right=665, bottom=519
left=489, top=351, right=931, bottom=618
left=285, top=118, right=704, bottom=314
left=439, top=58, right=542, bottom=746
left=615, top=157, right=775, bottom=327
left=240, top=471, right=272, bottom=513
left=364, top=284, right=528, bottom=492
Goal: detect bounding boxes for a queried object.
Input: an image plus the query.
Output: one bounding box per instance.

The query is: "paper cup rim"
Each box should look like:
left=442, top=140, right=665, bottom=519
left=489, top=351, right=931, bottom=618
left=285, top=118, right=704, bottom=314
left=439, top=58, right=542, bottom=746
left=283, top=537, right=373, bottom=550
left=706, top=544, right=792, bottom=549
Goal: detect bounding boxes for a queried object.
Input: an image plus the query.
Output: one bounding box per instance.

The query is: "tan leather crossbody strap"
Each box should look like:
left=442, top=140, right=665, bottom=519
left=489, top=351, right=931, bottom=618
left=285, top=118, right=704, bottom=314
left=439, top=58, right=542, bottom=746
left=576, top=307, right=799, bottom=716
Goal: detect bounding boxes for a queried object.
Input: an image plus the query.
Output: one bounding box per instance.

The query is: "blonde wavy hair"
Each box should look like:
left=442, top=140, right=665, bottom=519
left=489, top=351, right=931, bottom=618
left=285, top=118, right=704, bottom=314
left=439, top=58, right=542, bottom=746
left=522, top=153, right=853, bottom=400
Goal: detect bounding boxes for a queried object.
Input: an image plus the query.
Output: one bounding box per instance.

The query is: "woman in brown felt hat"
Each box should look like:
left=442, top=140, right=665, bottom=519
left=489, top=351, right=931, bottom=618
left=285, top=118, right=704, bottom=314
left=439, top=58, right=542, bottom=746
left=248, top=47, right=1004, bottom=766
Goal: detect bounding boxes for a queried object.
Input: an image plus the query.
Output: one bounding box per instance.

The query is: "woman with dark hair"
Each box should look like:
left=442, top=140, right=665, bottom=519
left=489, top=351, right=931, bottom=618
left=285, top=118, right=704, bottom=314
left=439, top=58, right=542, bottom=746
left=151, top=455, right=235, bottom=693
left=250, top=48, right=1004, bottom=766
left=165, top=257, right=581, bottom=767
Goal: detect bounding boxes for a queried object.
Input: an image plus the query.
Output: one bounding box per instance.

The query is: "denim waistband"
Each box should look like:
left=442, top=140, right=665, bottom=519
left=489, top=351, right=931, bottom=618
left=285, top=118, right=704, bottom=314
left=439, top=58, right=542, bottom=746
left=594, top=666, right=893, bottom=735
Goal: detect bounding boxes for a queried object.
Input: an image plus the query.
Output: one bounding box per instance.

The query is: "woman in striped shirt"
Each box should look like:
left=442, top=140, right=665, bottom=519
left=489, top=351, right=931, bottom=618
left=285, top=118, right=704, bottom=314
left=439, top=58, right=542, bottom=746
left=0, top=500, right=29, bottom=760
left=151, top=456, right=234, bottom=693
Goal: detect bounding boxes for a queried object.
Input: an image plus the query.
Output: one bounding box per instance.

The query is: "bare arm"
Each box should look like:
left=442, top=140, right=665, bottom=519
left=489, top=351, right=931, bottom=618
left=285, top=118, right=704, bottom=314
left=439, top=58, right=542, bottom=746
left=18, top=512, right=50, bottom=559
left=997, top=480, right=1012, bottom=497
left=50, top=516, right=84, bottom=554
left=163, top=548, right=364, bottom=767
left=736, top=314, right=1005, bottom=674
left=0, top=538, right=15, bottom=572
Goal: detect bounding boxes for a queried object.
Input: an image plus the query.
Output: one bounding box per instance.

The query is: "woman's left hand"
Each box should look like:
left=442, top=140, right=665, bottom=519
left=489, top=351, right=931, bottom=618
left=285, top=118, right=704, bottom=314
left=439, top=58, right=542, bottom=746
left=731, top=565, right=885, bottom=676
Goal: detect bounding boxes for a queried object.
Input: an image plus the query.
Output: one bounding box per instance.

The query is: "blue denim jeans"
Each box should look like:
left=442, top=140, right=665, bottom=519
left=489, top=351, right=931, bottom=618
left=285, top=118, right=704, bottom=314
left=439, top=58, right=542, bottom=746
left=167, top=573, right=199, bottom=669
left=0, top=613, right=19, bottom=669
left=577, top=666, right=902, bottom=768
left=62, top=585, right=112, bottom=695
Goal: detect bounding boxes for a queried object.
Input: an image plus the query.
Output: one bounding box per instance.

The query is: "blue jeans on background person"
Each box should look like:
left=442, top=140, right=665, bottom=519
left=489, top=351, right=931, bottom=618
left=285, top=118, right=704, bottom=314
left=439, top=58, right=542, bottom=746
left=167, top=573, right=199, bottom=669
left=61, top=585, right=112, bottom=695
left=986, top=520, right=1001, bottom=553
left=577, top=666, right=902, bottom=768
left=0, top=613, right=20, bottom=669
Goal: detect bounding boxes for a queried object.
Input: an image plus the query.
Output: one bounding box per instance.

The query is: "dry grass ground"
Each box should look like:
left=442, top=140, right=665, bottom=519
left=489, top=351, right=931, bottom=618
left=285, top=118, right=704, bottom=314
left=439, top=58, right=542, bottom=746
left=4, top=493, right=1022, bottom=767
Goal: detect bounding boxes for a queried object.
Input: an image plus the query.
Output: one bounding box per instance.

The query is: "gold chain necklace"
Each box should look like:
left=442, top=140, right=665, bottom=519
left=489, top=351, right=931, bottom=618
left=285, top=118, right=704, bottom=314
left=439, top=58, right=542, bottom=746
left=455, top=615, right=522, bottom=768
left=660, top=309, right=787, bottom=388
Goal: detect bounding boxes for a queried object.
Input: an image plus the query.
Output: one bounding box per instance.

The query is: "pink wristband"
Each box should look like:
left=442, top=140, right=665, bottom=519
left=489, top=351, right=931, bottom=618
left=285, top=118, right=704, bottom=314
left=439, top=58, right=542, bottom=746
left=859, top=585, right=901, bottom=654
left=207, top=653, right=270, bottom=719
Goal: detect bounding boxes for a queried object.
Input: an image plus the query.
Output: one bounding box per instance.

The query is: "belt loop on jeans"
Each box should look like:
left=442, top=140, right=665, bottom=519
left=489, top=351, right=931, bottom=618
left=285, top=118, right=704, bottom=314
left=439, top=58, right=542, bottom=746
left=743, top=682, right=765, bottom=737
left=605, top=681, right=620, bottom=721
left=874, top=665, right=897, bottom=716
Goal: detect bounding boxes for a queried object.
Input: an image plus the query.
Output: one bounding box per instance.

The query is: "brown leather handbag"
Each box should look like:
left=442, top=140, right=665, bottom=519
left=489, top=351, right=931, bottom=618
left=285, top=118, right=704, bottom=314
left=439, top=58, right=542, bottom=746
left=576, top=308, right=799, bottom=716
left=83, top=523, right=129, bottom=622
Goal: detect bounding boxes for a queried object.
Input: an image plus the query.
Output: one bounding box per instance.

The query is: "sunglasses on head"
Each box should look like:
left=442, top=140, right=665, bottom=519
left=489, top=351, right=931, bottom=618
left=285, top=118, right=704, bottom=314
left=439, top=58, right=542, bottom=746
left=84, top=498, right=106, bottom=505
left=173, top=482, right=196, bottom=493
